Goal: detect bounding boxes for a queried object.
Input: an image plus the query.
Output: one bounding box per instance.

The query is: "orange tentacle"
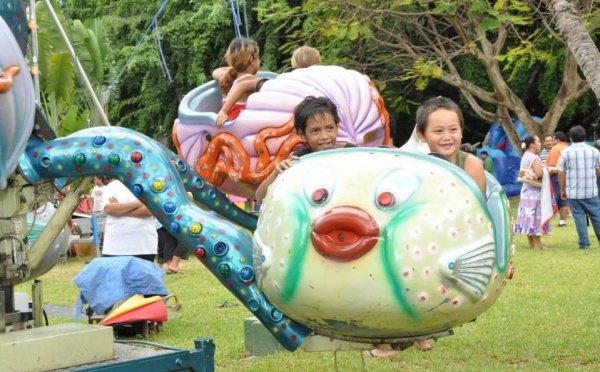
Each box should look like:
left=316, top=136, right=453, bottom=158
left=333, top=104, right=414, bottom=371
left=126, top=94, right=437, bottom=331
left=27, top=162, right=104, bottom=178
left=0, top=66, right=21, bottom=93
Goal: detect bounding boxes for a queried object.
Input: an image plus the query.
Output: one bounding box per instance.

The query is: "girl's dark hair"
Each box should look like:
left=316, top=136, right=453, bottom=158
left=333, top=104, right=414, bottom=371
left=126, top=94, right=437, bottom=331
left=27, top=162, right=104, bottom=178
left=219, top=37, right=259, bottom=95
left=294, top=96, right=340, bottom=134
left=521, top=134, right=537, bottom=150
left=416, top=96, right=464, bottom=134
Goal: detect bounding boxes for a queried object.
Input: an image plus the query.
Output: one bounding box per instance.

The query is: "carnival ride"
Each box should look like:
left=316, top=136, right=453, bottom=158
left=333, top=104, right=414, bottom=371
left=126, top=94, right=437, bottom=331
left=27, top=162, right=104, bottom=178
left=0, top=0, right=514, bottom=370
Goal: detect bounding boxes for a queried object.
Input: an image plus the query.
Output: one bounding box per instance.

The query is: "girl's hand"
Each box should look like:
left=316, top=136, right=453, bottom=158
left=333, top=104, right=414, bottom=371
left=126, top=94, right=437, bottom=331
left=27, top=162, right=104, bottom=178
left=216, top=110, right=229, bottom=128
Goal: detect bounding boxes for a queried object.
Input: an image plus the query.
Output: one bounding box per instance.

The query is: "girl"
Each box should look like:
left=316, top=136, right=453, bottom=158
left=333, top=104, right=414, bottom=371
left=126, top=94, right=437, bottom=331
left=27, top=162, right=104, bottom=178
left=416, top=96, right=486, bottom=195
left=214, top=37, right=260, bottom=127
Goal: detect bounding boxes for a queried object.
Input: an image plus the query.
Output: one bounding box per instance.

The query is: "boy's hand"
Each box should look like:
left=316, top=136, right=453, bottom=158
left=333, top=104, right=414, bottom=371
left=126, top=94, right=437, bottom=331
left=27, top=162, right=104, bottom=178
left=276, top=158, right=295, bottom=174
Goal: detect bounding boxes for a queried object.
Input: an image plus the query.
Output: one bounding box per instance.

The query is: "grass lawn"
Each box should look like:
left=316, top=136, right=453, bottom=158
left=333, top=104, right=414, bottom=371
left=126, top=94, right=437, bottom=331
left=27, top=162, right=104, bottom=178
left=16, top=196, right=600, bottom=371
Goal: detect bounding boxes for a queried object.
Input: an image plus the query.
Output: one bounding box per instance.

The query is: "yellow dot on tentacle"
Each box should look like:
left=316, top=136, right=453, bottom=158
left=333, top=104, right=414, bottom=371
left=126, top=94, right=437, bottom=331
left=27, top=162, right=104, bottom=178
left=63, top=152, right=69, bottom=157
left=153, top=196, right=160, bottom=203
left=152, top=180, right=165, bottom=192
left=239, top=257, right=246, bottom=264
left=190, top=222, right=203, bottom=235
left=122, top=145, right=130, bottom=151
left=57, top=164, right=63, bottom=170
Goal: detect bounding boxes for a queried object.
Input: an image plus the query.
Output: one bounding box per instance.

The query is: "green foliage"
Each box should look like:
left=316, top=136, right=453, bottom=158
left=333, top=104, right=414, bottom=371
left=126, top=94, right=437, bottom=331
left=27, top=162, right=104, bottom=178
left=35, top=1, right=110, bottom=135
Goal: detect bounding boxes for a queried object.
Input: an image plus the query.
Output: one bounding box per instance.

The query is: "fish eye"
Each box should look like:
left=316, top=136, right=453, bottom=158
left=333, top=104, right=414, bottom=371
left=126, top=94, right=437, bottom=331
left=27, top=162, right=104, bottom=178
left=312, top=188, right=329, bottom=204
left=373, top=169, right=418, bottom=210
left=377, top=191, right=395, bottom=208
left=303, top=165, right=335, bottom=206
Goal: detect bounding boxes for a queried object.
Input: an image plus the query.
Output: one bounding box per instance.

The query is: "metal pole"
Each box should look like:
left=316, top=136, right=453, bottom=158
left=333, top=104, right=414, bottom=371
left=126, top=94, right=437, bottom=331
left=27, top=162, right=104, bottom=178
left=41, top=0, right=110, bottom=127
left=28, top=0, right=40, bottom=103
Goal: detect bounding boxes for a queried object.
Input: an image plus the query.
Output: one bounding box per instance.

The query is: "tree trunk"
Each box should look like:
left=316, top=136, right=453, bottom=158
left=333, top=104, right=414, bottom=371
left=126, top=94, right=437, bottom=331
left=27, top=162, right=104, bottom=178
left=544, top=0, right=600, bottom=102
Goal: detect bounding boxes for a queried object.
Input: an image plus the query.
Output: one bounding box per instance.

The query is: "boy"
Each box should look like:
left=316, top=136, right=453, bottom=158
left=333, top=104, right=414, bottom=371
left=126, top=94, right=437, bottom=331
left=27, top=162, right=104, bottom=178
left=255, top=96, right=345, bottom=202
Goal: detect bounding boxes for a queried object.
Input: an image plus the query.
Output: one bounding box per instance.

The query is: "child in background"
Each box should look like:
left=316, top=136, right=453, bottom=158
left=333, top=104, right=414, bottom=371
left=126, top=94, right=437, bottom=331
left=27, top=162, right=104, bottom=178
left=90, top=176, right=109, bottom=214
left=214, top=37, right=261, bottom=128
left=255, top=96, right=350, bottom=202
left=283, top=46, right=321, bottom=73
left=416, top=96, right=486, bottom=195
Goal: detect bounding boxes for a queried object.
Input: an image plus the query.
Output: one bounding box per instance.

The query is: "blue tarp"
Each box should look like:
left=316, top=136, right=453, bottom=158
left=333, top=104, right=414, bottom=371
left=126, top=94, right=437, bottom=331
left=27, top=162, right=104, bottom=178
left=73, top=257, right=167, bottom=321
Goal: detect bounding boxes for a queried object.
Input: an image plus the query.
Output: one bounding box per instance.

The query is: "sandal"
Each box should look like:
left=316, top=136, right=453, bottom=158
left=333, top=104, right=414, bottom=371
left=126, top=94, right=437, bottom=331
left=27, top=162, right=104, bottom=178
left=167, top=267, right=183, bottom=274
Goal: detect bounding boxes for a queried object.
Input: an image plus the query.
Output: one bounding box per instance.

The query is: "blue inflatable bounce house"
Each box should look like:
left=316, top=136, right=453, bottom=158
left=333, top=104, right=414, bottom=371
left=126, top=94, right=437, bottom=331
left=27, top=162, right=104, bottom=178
left=478, top=119, right=538, bottom=197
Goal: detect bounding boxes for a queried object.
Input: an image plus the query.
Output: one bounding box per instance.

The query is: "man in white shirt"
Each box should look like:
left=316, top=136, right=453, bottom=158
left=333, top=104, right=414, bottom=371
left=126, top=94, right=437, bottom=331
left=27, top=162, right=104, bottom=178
left=102, top=179, right=158, bottom=261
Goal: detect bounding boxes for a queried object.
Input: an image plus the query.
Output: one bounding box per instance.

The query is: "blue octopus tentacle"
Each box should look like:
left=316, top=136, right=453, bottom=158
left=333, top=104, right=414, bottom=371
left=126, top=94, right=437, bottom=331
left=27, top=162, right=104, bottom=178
left=20, top=126, right=312, bottom=351
left=163, top=151, right=258, bottom=231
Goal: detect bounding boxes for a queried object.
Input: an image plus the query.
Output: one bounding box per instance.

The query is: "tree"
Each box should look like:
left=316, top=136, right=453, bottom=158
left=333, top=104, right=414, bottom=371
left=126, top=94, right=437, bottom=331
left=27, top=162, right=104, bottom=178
left=64, top=0, right=285, bottom=144
left=36, top=1, right=110, bottom=136
left=257, top=0, right=599, bottom=149
left=543, top=0, right=600, bottom=100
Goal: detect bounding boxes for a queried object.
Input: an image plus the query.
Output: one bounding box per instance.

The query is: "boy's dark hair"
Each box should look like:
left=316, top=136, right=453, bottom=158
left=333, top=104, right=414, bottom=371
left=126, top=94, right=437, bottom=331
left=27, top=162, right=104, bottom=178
left=554, top=131, right=568, bottom=142
left=568, top=125, right=586, bottom=143
left=481, top=151, right=489, bottom=156
left=416, top=96, right=464, bottom=134
left=294, top=96, right=340, bottom=134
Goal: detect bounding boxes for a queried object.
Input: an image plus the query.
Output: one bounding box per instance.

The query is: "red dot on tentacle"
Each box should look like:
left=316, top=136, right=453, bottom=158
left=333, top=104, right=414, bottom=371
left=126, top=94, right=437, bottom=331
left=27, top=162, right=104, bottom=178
left=227, top=281, right=233, bottom=286
left=199, top=236, right=206, bottom=242
left=126, top=171, right=133, bottom=178
left=218, top=207, right=223, bottom=213
left=135, top=163, right=141, bottom=169
left=168, top=191, right=174, bottom=196
left=97, top=154, right=103, bottom=159
left=143, top=173, right=149, bottom=179
left=108, top=143, right=114, bottom=149
left=75, top=166, right=82, bottom=172
left=218, top=229, right=225, bottom=234
left=291, top=335, right=297, bottom=341
left=234, top=245, right=239, bottom=251
left=188, top=173, right=193, bottom=179
left=46, top=145, right=53, bottom=150
left=191, top=187, right=197, bottom=192
left=157, top=211, right=164, bottom=217
left=81, top=142, right=87, bottom=147
left=176, top=215, right=182, bottom=220
left=61, top=140, right=68, bottom=146
left=281, top=324, right=287, bottom=330
left=33, top=151, right=38, bottom=158
left=134, top=140, right=141, bottom=146
left=104, top=166, right=110, bottom=172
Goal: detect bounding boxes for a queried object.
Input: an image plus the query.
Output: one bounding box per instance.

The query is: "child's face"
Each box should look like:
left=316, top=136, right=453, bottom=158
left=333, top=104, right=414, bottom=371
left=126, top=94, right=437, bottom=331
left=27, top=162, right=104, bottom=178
left=418, top=108, right=462, bottom=162
left=299, top=112, right=339, bottom=152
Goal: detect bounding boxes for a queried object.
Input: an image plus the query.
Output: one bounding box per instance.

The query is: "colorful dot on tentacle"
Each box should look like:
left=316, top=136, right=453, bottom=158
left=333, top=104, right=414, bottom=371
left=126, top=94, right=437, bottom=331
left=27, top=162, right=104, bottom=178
left=130, top=151, right=143, bottom=163
left=40, top=156, right=52, bottom=168
left=131, top=184, right=144, bottom=197
left=93, top=136, right=106, bottom=147
left=62, top=151, right=69, bottom=158
left=169, top=222, right=180, bottom=233
left=247, top=299, right=260, bottom=311
left=163, top=201, right=177, bottom=214
left=194, top=248, right=206, bottom=259
left=240, top=266, right=254, bottom=281
left=213, top=242, right=228, bottom=256
left=218, top=263, right=230, bottom=276
left=176, top=159, right=186, bottom=171
left=189, top=222, right=203, bottom=235
left=152, top=179, right=165, bottom=192
left=108, top=154, right=120, bottom=166
left=270, top=308, right=283, bottom=321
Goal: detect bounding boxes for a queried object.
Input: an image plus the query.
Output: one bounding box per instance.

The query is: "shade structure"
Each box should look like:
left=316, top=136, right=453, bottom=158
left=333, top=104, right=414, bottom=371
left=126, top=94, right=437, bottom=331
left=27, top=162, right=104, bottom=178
left=73, top=256, right=168, bottom=317
left=99, top=295, right=167, bottom=326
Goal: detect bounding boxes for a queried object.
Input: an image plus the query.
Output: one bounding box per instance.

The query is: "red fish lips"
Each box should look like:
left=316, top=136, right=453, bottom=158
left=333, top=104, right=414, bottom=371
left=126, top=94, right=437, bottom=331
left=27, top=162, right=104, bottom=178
left=311, top=206, right=380, bottom=262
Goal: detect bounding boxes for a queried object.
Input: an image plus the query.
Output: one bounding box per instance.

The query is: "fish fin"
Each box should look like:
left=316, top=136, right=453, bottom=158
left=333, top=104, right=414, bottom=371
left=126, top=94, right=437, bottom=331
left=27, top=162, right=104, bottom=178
left=438, top=236, right=495, bottom=300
